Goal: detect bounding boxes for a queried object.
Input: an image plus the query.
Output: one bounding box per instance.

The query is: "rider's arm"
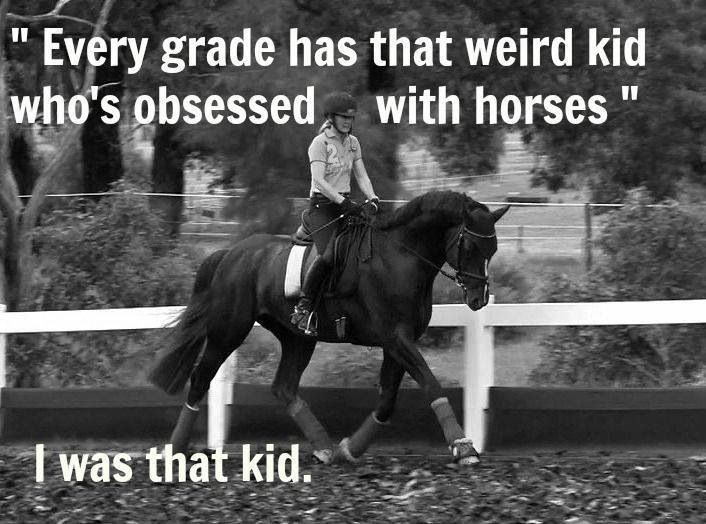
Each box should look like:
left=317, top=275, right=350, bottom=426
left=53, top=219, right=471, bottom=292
left=353, top=158, right=378, bottom=201
left=309, top=135, right=346, bottom=204
left=311, top=161, right=346, bottom=204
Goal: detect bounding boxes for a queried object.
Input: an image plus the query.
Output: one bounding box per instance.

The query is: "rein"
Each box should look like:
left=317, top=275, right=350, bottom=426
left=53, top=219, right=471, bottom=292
left=298, top=213, right=348, bottom=241
left=366, top=220, right=494, bottom=287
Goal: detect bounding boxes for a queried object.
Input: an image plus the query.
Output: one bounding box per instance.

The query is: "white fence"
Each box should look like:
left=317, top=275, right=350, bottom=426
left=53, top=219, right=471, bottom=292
left=2, top=299, right=706, bottom=452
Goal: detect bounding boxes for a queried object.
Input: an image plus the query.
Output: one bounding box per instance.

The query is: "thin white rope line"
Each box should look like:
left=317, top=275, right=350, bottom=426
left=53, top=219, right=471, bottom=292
left=185, top=221, right=241, bottom=225
left=17, top=191, right=692, bottom=208
left=400, top=171, right=535, bottom=181
left=182, top=232, right=587, bottom=240
left=495, top=225, right=597, bottom=229
left=186, top=221, right=596, bottom=230
left=499, top=236, right=585, bottom=240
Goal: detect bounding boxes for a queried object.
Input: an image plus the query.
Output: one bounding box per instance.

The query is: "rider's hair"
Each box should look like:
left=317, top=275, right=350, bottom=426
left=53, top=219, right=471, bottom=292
left=317, top=119, right=332, bottom=134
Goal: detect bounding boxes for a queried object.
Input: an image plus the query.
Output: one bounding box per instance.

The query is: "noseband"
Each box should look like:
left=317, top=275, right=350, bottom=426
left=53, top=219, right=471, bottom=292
left=446, top=225, right=495, bottom=294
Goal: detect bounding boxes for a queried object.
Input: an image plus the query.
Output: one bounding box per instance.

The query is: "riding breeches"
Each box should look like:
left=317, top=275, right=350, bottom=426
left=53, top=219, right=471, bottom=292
left=307, top=195, right=345, bottom=264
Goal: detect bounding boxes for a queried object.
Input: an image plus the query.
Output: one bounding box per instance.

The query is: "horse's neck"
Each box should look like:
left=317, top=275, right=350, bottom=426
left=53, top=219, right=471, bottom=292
left=395, top=211, right=460, bottom=265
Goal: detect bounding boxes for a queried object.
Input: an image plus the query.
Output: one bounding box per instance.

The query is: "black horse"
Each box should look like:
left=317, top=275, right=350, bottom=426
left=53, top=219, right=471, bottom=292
left=149, top=191, right=508, bottom=464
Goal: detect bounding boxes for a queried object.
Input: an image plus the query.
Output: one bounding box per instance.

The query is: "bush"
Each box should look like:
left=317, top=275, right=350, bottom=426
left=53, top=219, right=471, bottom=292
left=531, top=189, right=706, bottom=387
left=9, top=184, right=198, bottom=387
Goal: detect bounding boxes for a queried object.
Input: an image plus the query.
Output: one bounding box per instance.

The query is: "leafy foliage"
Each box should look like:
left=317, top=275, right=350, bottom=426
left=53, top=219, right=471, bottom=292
left=8, top=184, right=197, bottom=387
left=531, top=189, right=706, bottom=386
left=514, top=0, right=706, bottom=201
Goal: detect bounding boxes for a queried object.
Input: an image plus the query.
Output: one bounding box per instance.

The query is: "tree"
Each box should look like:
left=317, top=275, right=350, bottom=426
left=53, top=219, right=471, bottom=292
left=469, top=0, right=706, bottom=201
left=0, top=0, right=116, bottom=311
left=4, top=1, right=125, bottom=196
left=81, top=61, right=124, bottom=194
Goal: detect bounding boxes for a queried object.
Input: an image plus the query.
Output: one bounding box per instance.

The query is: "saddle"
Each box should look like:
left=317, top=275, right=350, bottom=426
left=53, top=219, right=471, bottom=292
left=285, top=213, right=373, bottom=299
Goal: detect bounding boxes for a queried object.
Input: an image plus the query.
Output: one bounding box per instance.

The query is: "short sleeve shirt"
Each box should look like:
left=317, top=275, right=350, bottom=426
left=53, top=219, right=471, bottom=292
left=308, top=126, right=362, bottom=196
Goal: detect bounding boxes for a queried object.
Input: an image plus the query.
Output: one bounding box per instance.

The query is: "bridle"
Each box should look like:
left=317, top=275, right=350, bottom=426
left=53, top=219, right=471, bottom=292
left=445, top=224, right=495, bottom=300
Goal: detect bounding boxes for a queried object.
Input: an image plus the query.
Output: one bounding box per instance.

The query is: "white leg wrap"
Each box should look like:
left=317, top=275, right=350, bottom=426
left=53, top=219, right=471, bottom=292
left=336, top=438, right=358, bottom=463
left=431, top=397, right=465, bottom=444
left=430, top=397, right=450, bottom=410
left=312, top=449, right=333, bottom=465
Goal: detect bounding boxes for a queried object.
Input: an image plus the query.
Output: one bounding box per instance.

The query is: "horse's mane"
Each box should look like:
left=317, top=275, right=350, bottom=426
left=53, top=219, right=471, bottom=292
left=375, top=191, right=488, bottom=230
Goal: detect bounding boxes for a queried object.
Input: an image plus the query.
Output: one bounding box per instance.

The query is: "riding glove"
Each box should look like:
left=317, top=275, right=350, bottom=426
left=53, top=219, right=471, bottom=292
left=363, top=197, right=380, bottom=214
left=339, top=197, right=363, bottom=216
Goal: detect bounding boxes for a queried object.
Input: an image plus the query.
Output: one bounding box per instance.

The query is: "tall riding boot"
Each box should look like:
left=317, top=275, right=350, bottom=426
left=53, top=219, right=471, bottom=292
left=291, top=255, right=330, bottom=336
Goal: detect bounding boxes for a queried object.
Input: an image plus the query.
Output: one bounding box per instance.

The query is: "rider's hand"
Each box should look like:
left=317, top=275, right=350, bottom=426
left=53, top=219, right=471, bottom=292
left=363, top=197, right=380, bottom=215
left=339, top=197, right=363, bottom=216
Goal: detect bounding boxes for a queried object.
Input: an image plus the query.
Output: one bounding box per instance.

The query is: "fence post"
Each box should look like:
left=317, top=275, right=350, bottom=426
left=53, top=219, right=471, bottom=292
left=584, top=203, right=593, bottom=271
left=0, top=304, right=6, bottom=389
left=517, top=225, right=525, bottom=253
left=463, top=296, right=494, bottom=453
left=0, top=304, right=6, bottom=440
left=207, top=351, right=237, bottom=450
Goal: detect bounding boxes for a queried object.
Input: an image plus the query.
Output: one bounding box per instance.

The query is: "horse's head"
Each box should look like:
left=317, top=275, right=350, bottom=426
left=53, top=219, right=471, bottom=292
left=446, top=201, right=509, bottom=311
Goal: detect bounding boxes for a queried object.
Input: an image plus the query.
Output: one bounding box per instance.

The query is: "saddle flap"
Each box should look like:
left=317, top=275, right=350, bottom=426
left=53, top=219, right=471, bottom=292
left=329, top=220, right=373, bottom=297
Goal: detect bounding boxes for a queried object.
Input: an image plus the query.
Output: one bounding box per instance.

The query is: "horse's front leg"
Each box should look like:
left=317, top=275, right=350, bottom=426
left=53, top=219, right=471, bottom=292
left=386, top=326, right=480, bottom=465
left=334, top=350, right=404, bottom=462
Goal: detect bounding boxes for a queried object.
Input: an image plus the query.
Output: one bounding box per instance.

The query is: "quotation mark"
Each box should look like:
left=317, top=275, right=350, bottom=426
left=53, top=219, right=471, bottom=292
left=11, top=27, right=29, bottom=43
left=621, top=85, right=638, bottom=101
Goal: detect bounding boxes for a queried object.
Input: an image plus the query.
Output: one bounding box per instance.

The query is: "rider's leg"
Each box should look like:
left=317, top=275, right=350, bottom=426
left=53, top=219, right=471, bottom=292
left=291, top=200, right=337, bottom=335
left=290, top=254, right=331, bottom=335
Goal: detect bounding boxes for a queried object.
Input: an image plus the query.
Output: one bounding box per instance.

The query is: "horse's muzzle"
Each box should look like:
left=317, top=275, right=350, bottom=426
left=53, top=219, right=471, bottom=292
left=462, top=286, right=489, bottom=311
left=467, top=295, right=488, bottom=311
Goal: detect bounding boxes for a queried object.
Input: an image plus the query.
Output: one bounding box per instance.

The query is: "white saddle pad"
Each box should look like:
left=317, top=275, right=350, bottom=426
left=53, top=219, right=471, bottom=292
left=284, top=245, right=308, bottom=298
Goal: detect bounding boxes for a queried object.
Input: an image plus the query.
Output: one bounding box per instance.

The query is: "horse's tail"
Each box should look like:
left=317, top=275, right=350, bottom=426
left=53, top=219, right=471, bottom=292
left=148, top=249, right=228, bottom=395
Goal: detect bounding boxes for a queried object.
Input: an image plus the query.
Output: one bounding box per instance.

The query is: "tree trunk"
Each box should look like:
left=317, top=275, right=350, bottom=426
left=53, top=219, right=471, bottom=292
left=81, top=63, right=124, bottom=194
left=10, top=126, right=40, bottom=196
left=150, top=124, right=185, bottom=236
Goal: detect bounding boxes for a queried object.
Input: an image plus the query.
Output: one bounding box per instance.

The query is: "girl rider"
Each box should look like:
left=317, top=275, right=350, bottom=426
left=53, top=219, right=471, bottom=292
left=290, top=92, right=380, bottom=336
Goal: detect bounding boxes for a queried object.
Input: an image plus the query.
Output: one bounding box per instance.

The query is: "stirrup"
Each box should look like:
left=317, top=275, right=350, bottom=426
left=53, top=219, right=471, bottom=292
left=295, top=311, right=317, bottom=336
left=290, top=305, right=317, bottom=336
left=303, top=313, right=318, bottom=336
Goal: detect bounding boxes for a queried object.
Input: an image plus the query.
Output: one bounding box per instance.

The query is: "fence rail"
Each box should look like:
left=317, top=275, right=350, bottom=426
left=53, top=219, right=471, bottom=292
left=2, top=299, right=706, bottom=452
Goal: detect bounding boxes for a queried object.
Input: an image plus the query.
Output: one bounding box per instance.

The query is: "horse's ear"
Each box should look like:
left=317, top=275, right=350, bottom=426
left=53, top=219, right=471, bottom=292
left=491, top=205, right=510, bottom=222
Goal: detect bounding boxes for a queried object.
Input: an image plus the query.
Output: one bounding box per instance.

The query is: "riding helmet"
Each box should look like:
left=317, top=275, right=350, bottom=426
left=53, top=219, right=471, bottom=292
left=323, top=92, right=357, bottom=117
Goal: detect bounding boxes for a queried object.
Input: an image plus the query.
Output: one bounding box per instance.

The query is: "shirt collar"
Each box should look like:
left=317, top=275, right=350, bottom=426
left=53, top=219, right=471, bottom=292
left=324, top=126, right=348, bottom=144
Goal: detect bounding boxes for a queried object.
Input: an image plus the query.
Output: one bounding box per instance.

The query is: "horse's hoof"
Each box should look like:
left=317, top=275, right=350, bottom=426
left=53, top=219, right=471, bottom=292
left=312, top=448, right=334, bottom=465
left=450, top=437, right=480, bottom=465
left=332, top=437, right=358, bottom=464
left=458, top=455, right=480, bottom=465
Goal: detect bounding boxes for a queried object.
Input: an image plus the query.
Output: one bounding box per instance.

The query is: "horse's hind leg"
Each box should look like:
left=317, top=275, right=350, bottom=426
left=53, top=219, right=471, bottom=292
left=266, top=325, right=333, bottom=463
left=335, top=351, right=404, bottom=462
left=170, top=327, right=251, bottom=453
